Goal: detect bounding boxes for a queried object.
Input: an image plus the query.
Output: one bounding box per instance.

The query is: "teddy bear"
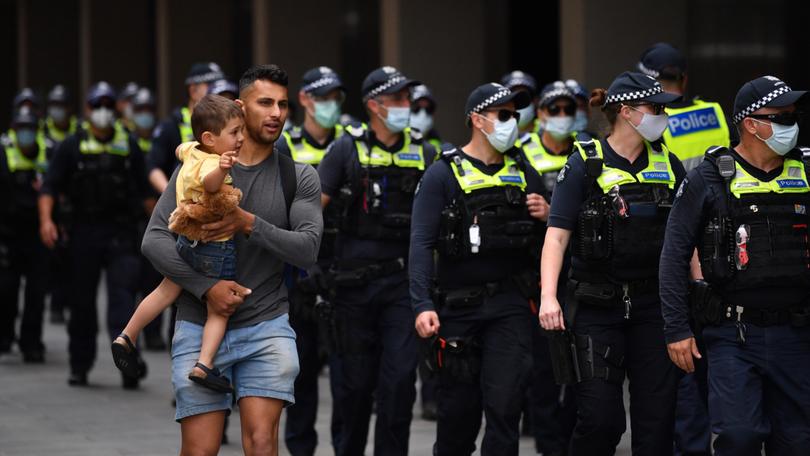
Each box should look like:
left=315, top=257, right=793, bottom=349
left=168, top=185, right=243, bottom=241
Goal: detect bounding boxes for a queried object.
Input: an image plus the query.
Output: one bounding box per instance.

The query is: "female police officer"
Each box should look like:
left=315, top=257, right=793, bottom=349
left=538, top=71, right=686, bottom=455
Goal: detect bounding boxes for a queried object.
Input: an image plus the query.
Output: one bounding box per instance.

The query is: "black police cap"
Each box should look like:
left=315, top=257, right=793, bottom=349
left=207, top=79, right=238, bottom=97
left=732, top=75, right=808, bottom=124
left=131, top=88, right=156, bottom=108
left=465, top=83, right=531, bottom=119
left=12, top=106, right=39, bottom=127
left=411, top=84, right=435, bottom=105
left=500, top=70, right=538, bottom=96
left=185, top=62, right=225, bottom=85
left=565, top=79, right=588, bottom=100
left=86, top=81, right=117, bottom=104
left=603, top=71, right=680, bottom=107
left=47, top=85, right=71, bottom=104
left=361, top=66, right=419, bottom=101
left=118, top=82, right=140, bottom=101
left=539, top=81, right=576, bottom=107
left=13, top=88, right=40, bottom=108
left=301, top=67, right=345, bottom=97
left=637, top=42, right=687, bottom=80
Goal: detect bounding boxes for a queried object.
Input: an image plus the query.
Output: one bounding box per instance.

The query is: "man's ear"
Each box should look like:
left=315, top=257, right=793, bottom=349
left=742, top=117, right=759, bottom=136
left=367, top=98, right=380, bottom=117
left=298, top=90, right=310, bottom=109
left=200, top=131, right=215, bottom=147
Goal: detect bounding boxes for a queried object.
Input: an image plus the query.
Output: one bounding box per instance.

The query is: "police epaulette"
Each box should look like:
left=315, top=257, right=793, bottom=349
left=577, top=139, right=602, bottom=178
left=0, top=134, right=11, bottom=148
left=347, top=123, right=366, bottom=139
left=288, top=126, right=303, bottom=142
left=518, top=132, right=532, bottom=146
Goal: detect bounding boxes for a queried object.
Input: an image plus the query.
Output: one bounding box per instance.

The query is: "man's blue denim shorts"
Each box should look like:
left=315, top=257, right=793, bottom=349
left=176, top=235, right=237, bottom=280
left=171, top=315, right=299, bottom=422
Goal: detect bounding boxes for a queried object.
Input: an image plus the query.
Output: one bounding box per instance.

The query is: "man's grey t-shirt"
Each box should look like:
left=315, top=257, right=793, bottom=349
left=142, top=150, right=323, bottom=329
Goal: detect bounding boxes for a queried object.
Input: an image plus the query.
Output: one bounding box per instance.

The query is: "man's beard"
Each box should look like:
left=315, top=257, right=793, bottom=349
left=247, top=124, right=280, bottom=145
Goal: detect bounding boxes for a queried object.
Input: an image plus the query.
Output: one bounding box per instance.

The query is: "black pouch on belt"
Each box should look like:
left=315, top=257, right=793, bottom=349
left=573, top=282, right=617, bottom=307
left=545, top=329, right=578, bottom=385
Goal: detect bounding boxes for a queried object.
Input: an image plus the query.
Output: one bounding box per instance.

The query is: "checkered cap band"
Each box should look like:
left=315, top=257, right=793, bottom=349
left=364, top=75, right=405, bottom=100
left=604, top=85, right=663, bottom=106
left=732, top=85, right=793, bottom=124
left=468, top=88, right=511, bottom=116
left=541, top=88, right=574, bottom=105
left=302, top=76, right=339, bottom=93
left=636, top=62, right=660, bottom=79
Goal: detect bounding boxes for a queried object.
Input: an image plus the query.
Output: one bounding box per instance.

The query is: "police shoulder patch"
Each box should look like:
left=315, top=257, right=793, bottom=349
left=557, top=163, right=570, bottom=183
left=675, top=177, right=688, bottom=199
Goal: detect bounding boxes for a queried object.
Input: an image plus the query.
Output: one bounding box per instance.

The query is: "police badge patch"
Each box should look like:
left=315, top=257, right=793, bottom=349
left=557, top=164, right=569, bottom=183
left=675, top=177, right=688, bottom=199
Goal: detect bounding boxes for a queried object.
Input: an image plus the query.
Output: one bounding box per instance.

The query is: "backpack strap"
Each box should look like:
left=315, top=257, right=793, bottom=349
left=277, top=151, right=297, bottom=217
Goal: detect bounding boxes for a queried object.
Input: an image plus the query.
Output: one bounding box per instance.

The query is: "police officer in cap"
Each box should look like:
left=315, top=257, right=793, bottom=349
left=565, top=79, right=595, bottom=140
left=12, top=88, right=41, bottom=114
left=0, top=107, right=53, bottom=361
left=276, top=65, right=346, bottom=456
left=117, top=82, right=140, bottom=132
left=39, top=81, right=150, bottom=388
left=147, top=61, right=224, bottom=193
left=207, top=79, right=239, bottom=100
left=317, top=65, right=435, bottom=456
left=44, top=85, right=78, bottom=145
left=539, top=71, right=686, bottom=455
left=410, top=83, right=442, bottom=152
left=411, top=82, right=548, bottom=455
left=501, top=70, right=539, bottom=135
left=639, top=42, right=731, bottom=172
left=660, top=76, right=810, bottom=456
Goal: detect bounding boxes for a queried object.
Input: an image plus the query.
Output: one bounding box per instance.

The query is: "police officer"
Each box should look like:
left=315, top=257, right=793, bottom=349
left=39, top=81, right=150, bottom=388
left=519, top=81, right=580, bottom=456
left=539, top=71, right=686, bottom=455
left=44, top=85, right=78, bottom=145
left=410, top=84, right=442, bottom=152
left=207, top=79, right=239, bottom=100
left=0, top=108, right=52, bottom=361
left=12, top=87, right=41, bottom=115
left=566, top=79, right=596, bottom=140
left=147, top=62, right=224, bottom=193
left=116, top=81, right=139, bottom=132
left=501, top=70, right=539, bottom=135
left=317, top=66, right=434, bottom=456
left=660, top=76, right=810, bottom=456
left=411, top=82, right=547, bottom=455
left=638, top=42, right=730, bottom=172
left=276, top=66, right=346, bottom=456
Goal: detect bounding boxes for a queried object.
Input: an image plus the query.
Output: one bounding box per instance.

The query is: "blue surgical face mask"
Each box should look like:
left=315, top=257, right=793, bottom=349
left=517, top=104, right=536, bottom=128
left=572, top=110, right=589, bottom=132
left=545, top=116, right=575, bottom=140
left=379, top=105, right=410, bottom=133
left=133, top=112, right=156, bottom=131
left=752, top=118, right=799, bottom=156
left=48, top=106, right=68, bottom=124
left=15, top=129, right=37, bottom=149
left=410, top=108, right=434, bottom=133
left=313, top=100, right=341, bottom=129
left=479, top=115, right=519, bottom=153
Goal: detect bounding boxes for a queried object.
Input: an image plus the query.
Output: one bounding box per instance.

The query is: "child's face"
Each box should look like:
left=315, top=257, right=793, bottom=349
left=208, top=117, right=244, bottom=155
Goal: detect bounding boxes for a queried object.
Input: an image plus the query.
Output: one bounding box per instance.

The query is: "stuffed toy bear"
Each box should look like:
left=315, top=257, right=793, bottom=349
left=168, top=185, right=242, bottom=241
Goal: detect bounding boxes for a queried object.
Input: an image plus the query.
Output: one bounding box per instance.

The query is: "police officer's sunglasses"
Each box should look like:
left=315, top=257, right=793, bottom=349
left=547, top=104, right=576, bottom=116
left=482, top=108, right=520, bottom=123
left=411, top=104, right=436, bottom=115
left=89, top=99, right=115, bottom=109
left=747, top=112, right=801, bottom=126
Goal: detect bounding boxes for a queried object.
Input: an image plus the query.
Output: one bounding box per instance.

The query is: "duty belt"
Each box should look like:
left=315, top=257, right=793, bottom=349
left=723, top=303, right=810, bottom=327
left=331, top=257, right=406, bottom=287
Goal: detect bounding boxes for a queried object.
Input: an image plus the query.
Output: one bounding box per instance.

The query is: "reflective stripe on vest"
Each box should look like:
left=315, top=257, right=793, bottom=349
left=5, top=130, right=47, bottom=173
left=663, top=99, right=730, bottom=171
left=283, top=124, right=344, bottom=165
left=449, top=154, right=527, bottom=193
left=355, top=127, right=425, bottom=171
left=576, top=140, right=676, bottom=193
left=138, top=137, right=153, bottom=154
left=729, top=158, right=810, bottom=197
left=522, top=133, right=569, bottom=174
left=79, top=122, right=131, bottom=156
left=179, top=107, right=194, bottom=143
left=46, top=116, right=77, bottom=143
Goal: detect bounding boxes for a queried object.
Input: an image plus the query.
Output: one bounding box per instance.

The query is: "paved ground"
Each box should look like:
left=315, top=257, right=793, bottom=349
left=0, top=288, right=632, bottom=455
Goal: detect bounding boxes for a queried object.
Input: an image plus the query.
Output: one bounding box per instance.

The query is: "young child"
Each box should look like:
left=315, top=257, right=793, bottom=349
left=111, top=94, right=248, bottom=393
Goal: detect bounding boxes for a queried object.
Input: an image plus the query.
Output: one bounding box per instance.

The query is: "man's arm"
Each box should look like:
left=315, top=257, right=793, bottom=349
left=141, top=168, right=218, bottom=299
left=39, top=140, right=71, bottom=248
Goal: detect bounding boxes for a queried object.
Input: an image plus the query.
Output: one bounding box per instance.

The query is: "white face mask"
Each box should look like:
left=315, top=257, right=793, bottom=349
left=379, top=105, right=410, bottom=133
left=410, top=108, right=434, bottom=133
left=544, top=116, right=575, bottom=140
left=90, top=107, right=115, bottom=129
left=517, top=104, right=536, bottom=128
left=48, top=106, right=68, bottom=124
left=572, top=110, right=589, bottom=132
left=751, top=118, right=799, bottom=156
left=479, top=115, right=519, bottom=153
left=626, top=105, right=668, bottom=142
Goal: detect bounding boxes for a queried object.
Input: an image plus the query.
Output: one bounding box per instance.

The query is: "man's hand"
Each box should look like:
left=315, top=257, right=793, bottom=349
left=667, top=336, right=702, bottom=373
left=201, top=207, right=255, bottom=241
left=539, top=294, right=565, bottom=330
left=415, top=311, right=440, bottom=338
left=219, top=150, right=238, bottom=170
left=205, top=280, right=252, bottom=316
left=40, top=218, right=59, bottom=249
left=527, top=193, right=550, bottom=221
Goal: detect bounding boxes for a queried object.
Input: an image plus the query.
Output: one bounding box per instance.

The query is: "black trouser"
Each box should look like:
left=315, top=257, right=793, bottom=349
left=435, top=288, right=533, bottom=456
left=569, top=290, right=681, bottom=456
left=330, top=270, right=417, bottom=456
left=67, top=222, right=141, bottom=374
left=48, top=239, right=72, bottom=316
left=0, top=233, right=49, bottom=351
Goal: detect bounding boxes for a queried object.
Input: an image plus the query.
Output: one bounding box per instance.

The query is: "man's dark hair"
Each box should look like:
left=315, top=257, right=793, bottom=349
left=239, top=64, right=288, bottom=94
left=191, top=94, right=244, bottom=142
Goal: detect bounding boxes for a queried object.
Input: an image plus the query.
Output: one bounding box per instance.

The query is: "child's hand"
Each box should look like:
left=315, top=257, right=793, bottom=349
left=219, top=151, right=238, bottom=170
